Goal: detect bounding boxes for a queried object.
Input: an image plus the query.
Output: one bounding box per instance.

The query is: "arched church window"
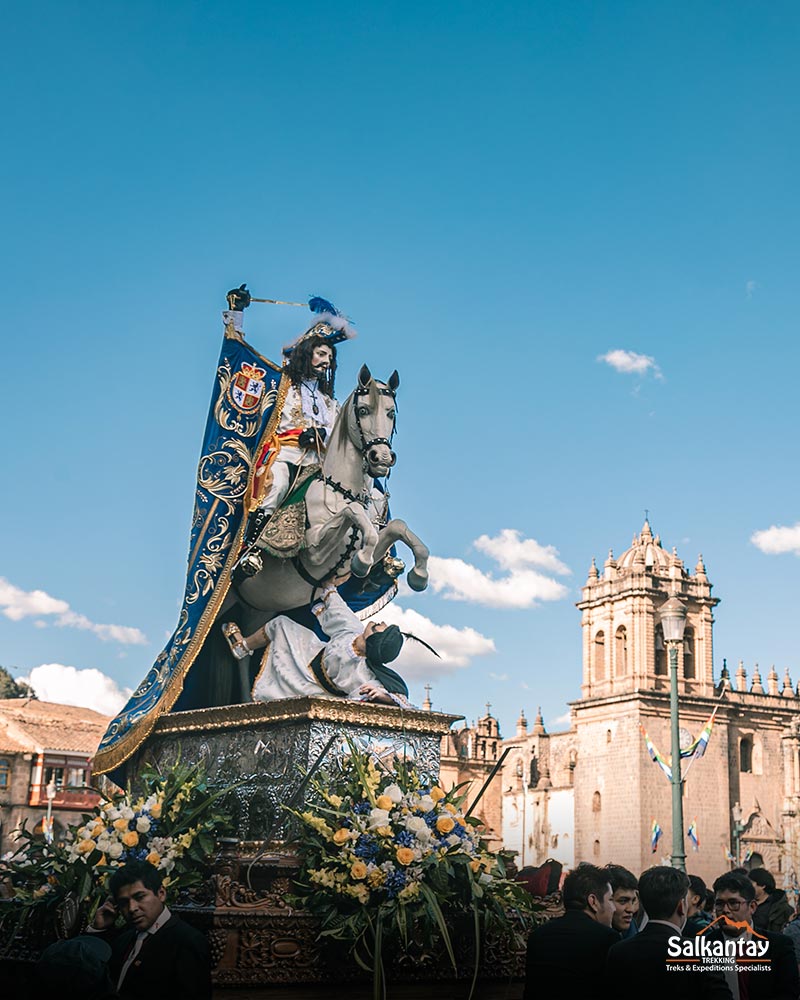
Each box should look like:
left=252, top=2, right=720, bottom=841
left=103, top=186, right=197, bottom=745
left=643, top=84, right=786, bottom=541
left=606, top=729, right=612, bottom=743
left=592, top=790, right=602, bottom=812
left=683, top=627, right=695, bottom=679
left=655, top=625, right=667, bottom=676
left=615, top=626, right=628, bottom=677
left=593, top=839, right=601, bottom=857
left=594, top=631, right=606, bottom=680
left=740, top=736, right=753, bottom=773
left=515, top=758, right=524, bottom=778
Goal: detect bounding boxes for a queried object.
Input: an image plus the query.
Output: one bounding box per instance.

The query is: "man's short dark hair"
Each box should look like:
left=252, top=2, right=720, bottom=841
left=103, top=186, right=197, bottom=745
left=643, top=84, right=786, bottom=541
left=109, top=860, right=163, bottom=899
left=638, top=866, right=690, bottom=920
left=748, top=867, right=776, bottom=893
left=604, top=864, right=638, bottom=892
left=688, top=874, right=707, bottom=902
left=713, top=872, right=755, bottom=903
left=562, top=862, right=612, bottom=911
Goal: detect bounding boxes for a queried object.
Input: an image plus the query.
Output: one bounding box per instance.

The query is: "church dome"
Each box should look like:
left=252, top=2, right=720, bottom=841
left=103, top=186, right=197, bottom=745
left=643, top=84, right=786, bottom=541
left=616, top=518, right=673, bottom=573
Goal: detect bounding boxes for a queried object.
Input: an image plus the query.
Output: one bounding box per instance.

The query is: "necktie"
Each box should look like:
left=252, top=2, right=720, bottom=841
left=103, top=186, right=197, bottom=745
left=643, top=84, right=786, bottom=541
left=118, top=930, right=147, bottom=989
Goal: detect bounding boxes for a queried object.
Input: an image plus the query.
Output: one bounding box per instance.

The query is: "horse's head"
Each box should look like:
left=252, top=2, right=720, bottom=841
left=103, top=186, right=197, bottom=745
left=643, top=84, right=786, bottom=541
left=345, top=364, right=398, bottom=477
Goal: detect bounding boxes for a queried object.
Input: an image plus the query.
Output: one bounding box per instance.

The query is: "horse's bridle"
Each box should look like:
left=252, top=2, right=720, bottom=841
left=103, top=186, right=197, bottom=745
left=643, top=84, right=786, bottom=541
left=353, top=383, right=397, bottom=459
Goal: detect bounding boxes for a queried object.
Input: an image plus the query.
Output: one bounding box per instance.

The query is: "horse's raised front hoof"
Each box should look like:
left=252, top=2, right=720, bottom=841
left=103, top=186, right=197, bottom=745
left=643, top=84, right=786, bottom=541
left=350, top=552, right=373, bottom=579
left=407, top=569, right=429, bottom=592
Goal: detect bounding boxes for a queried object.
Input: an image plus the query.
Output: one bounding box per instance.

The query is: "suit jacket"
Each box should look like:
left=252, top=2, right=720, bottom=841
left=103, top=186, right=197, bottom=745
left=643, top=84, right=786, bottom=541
left=606, top=921, right=732, bottom=1000
left=110, top=914, right=211, bottom=1000
left=523, top=909, right=620, bottom=1000
left=702, top=928, right=800, bottom=1000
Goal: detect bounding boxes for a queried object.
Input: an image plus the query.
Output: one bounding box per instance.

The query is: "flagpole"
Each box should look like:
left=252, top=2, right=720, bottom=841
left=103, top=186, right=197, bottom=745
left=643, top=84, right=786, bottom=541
left=659, top=596, right=688, bottom=873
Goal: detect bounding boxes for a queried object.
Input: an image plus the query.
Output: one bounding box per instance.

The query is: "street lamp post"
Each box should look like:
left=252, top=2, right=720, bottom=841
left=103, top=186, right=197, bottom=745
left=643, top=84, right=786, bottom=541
left=44, top=776, right=57, bottom=845
left=659, top=596, right=688, bottom=872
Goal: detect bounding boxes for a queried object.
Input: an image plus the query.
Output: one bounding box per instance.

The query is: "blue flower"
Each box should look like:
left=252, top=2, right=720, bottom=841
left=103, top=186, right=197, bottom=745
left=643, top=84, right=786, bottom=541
left=353, top=801, right=371, bottom=815
left=354, top=835, right=379, bottom=860
left=393, top=830, right=415, bottom=847
left=384, top=870, right=407, bottom=899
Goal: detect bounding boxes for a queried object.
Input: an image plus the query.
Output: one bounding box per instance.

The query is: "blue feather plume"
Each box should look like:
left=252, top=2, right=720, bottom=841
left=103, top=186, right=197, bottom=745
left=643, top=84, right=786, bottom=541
left=308, top=296, right=339, bottom=316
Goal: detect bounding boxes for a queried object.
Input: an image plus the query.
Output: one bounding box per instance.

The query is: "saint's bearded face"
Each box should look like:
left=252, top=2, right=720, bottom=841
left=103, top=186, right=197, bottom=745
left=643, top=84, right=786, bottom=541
left=309, top=344, right=333, bottom=377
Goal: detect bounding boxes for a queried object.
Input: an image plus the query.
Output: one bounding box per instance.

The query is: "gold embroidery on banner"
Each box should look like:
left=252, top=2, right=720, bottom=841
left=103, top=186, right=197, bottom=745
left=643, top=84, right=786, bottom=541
left=94, top=366, right=291, bottom=775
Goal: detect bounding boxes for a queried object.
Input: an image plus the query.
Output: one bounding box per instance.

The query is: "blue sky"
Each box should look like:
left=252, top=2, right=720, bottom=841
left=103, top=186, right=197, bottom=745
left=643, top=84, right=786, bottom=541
left=1, top=2, right=799, bottom=737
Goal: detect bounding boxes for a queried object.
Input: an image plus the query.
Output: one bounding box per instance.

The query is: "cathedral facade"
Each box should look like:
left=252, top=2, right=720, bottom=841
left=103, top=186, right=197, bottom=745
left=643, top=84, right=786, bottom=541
left=441, top=520, right=800, bottom=885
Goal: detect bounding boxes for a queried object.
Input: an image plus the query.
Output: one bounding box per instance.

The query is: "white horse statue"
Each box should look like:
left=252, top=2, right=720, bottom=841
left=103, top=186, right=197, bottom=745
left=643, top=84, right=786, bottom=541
left=214, top=365, right=428, bottom=698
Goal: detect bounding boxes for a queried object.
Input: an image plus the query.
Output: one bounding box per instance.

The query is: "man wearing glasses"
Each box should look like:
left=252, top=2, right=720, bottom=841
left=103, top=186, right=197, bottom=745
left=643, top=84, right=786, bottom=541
left=710, top=872, right=799, bottom=999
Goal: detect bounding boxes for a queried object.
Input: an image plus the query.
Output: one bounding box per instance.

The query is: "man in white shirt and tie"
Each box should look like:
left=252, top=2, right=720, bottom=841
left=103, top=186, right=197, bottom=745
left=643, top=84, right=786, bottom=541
left=91, top=860, right=211, bottom=999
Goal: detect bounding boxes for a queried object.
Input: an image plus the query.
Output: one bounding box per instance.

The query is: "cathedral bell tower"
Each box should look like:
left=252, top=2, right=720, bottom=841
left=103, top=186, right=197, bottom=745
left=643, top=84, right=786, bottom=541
left=576, top=519, right=718, bottom=699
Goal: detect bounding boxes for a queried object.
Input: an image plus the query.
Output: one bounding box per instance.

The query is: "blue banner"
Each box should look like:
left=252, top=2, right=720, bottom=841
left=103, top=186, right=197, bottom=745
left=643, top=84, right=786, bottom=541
left=94, top=332, right=287, bottom=773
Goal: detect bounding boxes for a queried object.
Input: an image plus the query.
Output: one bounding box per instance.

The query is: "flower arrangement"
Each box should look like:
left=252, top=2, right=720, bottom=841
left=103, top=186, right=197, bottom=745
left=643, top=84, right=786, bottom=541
left=290, top=741, right=536, bottom=999
left=0, top=759, right=234, bottom=948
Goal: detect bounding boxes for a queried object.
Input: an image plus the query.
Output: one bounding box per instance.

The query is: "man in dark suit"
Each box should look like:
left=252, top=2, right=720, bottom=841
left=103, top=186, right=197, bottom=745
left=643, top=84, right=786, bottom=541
left=90, top=860, right=211, bottom=999
left=523, top=861, right=619, bottom=999
left=707, top=872, right=800, bottom=1000
left=606, top=866, right=732, bottom=999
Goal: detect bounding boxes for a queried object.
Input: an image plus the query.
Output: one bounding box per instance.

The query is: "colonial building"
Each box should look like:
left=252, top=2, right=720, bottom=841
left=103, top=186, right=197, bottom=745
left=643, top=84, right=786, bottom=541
left=0, top=699, right=110, bottom=855
left=443, top=520, right=800, bottom=885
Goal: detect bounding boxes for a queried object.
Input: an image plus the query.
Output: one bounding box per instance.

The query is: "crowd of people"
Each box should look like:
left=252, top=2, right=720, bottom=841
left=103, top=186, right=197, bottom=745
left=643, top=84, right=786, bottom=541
left=524, top=862, right=800, bottom=999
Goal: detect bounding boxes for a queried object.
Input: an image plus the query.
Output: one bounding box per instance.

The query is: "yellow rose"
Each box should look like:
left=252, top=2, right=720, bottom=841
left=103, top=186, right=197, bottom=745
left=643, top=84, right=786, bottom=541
left=444, top=803, right=457, bottom=814
left=90, top=822, right=105, bottom=838
left=430, top=786, right=446, bottom=802
left=455, top=815, right=467, bottom=827
left=94, top=854, right=107, bottom=867
left=333, top=828, right=350, bottom=846
left=146, top=851, right=161, bottom=866
left=149, top=803, right=162, bottom=819
left=113, top=818, right=129, bottom=832
left=375, top=795, right=393, bottom=811
left=436, top=816, right=455, bottom=835
left=396, top=847, right=415, bottom=866
left=77, top=839, right=96, bottom=854
left=122, top=831, right=139, bottom=848
left=351, top=861, right=368, bottom=880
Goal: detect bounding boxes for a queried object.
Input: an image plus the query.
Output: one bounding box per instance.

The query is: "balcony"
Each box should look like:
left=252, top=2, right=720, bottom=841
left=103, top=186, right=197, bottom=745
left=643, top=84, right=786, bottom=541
left=28, top=784, right=102, bottom=810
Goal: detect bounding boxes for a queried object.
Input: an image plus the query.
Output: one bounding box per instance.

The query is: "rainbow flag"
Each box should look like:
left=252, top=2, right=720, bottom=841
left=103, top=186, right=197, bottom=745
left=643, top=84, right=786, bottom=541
left=687, top=820, right=700, bottom=851
left=640, top=724, right=673, bottom=781
left=651, top=819, right=663, bottom=853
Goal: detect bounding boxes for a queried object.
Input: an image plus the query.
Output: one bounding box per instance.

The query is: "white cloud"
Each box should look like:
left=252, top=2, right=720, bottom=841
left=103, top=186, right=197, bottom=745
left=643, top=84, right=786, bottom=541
left=429, top=557, right=569, bottom=608
left=370, top=604, right=495, bottom=678
left=489, top=672, right=509, bottom=682
left=751, top=522, right=800, bottom=556
left=0, top=579, right=68, bottom=620
left=0, top=576, right=146, bottom=645
left=474, top=529, right=570, bottom=575
left=549, top=711, right=572, bottom=728
left=598, top=349, right=662, bottom=379
left=20, top=663, right=132, bottom=716
left=746, top=280, right=758, bottom=299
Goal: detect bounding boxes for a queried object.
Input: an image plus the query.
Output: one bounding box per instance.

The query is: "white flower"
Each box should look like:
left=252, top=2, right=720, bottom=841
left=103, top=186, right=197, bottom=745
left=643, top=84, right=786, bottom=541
left=105, top=807, right=121, bottom=822
left=107, top=842, right=124, bottom=859
left=404, top=816, right=428, bottom=836
left=78, top=827, right=92, bottom=840
left=367, top=808, right=391, bottom=830
left=96, top=836, right=112, bottom=853
left=382, top=784, right=403, bottom=804
left=418, top=795, right=435, bottom=813
left=446, top=834, right=461, bottom=847
left=120, top=806, right=135, bottom=821
left=135, top=816, right=151, bottom=834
